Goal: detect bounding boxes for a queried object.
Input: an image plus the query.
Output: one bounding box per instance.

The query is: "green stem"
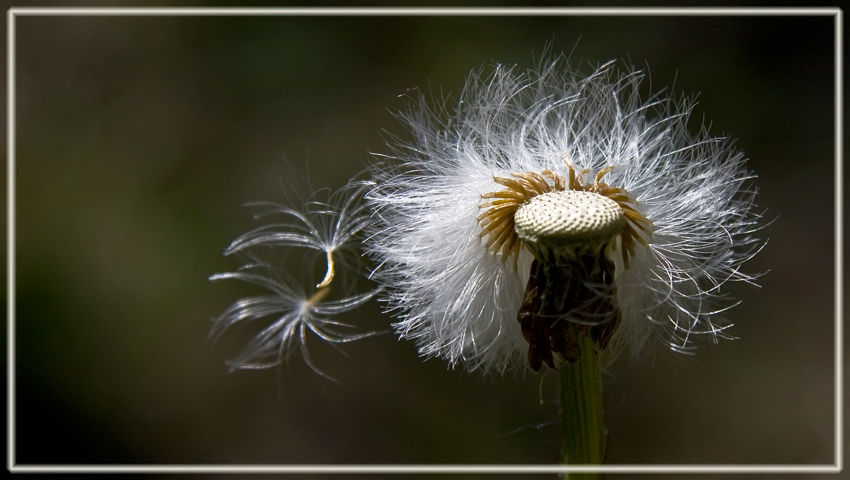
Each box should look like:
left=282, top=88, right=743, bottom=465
left=559, top=335, right=605, bottom=479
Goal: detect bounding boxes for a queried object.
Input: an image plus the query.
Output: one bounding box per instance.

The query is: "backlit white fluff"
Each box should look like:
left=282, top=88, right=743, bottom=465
left=210, top=268, right=376, bottom=377
left=211, top=181, right=378, bottom=377
left=225, top=181, right=375, bottom=289
left=365, top=56, right=763, bottom=374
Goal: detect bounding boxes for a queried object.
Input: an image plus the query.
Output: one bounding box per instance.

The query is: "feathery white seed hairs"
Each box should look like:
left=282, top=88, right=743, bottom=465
left=211, top=54, right=764, bottom=379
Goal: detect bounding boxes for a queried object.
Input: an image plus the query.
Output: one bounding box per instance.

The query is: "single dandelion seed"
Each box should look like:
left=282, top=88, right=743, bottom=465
left=211, top=180, right=379, bottom=378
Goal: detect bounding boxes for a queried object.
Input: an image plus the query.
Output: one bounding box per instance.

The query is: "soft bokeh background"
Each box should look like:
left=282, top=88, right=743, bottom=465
left=9, top=3, right=839, bottom=479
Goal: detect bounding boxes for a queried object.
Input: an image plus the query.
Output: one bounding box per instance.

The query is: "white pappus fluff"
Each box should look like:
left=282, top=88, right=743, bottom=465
left=210, top=181, right=379, bottom=378
left=365, top=56, right=764, bottom=374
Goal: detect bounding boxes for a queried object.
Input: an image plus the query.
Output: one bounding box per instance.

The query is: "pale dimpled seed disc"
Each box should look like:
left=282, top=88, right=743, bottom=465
left=514, top=190, right=626, bottom=248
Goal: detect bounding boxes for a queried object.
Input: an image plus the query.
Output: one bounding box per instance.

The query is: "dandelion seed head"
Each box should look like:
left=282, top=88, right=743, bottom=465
left=365, top=54, right=764, bottom=374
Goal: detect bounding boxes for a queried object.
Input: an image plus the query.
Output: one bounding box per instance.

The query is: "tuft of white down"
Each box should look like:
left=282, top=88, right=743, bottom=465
left=365, top=55, right=765, bottom=374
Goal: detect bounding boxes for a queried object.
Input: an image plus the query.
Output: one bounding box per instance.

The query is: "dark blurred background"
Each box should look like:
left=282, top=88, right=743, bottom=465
left=8, top=2, right=839, bottom=479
